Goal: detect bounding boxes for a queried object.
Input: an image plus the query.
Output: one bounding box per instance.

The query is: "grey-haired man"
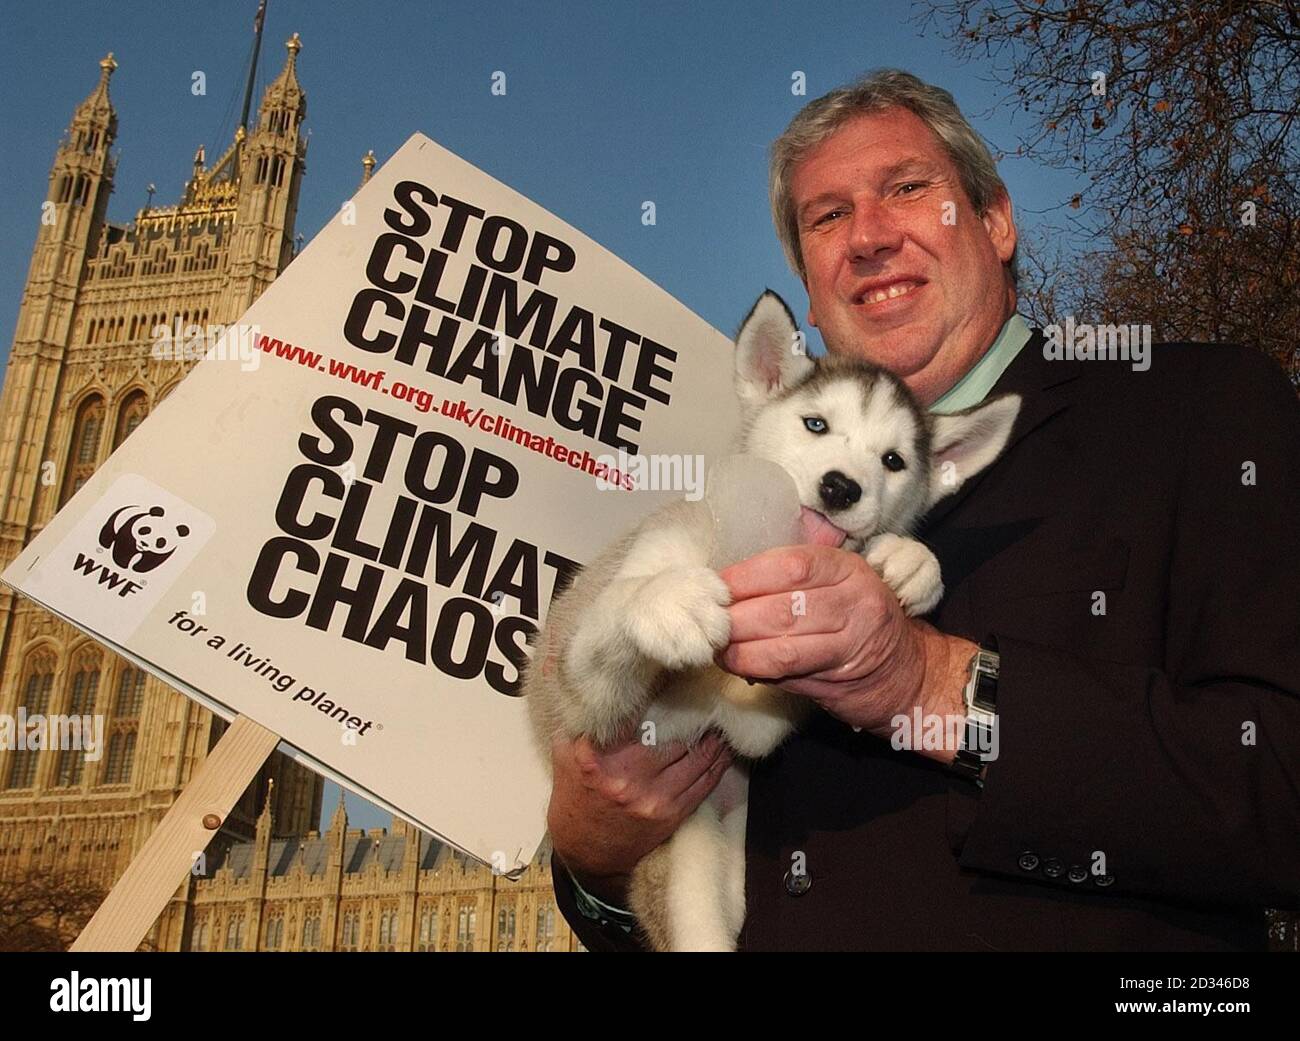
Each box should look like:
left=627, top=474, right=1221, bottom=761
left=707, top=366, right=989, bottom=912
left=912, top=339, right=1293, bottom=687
left=546, top=69, right=1300, bottom=951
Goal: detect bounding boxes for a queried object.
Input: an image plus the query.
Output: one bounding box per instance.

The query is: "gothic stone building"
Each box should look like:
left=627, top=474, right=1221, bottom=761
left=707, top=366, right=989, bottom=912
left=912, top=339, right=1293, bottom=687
left=0, top=35, right=574, bottom=952
left=164, top=794, right=578, bottom=952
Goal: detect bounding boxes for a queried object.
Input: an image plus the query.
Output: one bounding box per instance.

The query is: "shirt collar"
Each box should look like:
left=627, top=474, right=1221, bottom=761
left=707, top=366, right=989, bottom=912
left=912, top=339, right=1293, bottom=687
left=928, top=312, right=1032, bottom=414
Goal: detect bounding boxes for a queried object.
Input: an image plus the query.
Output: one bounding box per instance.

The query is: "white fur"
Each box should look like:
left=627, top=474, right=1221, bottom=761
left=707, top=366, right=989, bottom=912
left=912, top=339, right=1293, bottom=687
left=865, top=532, right=946, bottom=616
left=524, top=291, right=1021, bottom=950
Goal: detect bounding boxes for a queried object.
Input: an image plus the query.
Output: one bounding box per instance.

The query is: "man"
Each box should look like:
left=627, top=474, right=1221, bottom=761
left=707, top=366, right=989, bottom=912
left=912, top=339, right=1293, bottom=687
left=545, top=69, right=1300, bottom=950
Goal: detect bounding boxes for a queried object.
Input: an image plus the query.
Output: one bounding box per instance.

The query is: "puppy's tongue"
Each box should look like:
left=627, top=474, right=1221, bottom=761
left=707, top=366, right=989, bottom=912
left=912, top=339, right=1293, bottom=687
left=799, top=506, right=848, bottom=548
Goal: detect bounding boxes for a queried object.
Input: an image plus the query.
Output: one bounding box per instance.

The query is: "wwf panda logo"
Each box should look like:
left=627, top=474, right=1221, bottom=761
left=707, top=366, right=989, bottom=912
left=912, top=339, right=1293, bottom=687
left=97, top=504, right=191, bottom=574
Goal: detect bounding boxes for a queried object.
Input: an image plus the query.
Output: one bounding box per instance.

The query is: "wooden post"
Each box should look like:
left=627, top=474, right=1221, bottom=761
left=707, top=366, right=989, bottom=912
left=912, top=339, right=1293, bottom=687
left=71, top=714, right=282, bottom=952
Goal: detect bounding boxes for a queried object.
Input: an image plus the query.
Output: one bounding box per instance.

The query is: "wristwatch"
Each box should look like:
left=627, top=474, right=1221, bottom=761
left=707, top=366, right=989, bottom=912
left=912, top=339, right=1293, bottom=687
left=951, top=639, right=999, bottom=787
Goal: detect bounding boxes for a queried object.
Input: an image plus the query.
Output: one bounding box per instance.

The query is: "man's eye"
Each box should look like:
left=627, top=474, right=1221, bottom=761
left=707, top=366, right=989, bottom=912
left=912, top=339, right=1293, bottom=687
left=814, top=209, right=844, bottom=226
left=881, top=450, right=906, bottom=471
left=897, top=182, right=927, bottom=195
left=803, top=416, right=828, bottom=434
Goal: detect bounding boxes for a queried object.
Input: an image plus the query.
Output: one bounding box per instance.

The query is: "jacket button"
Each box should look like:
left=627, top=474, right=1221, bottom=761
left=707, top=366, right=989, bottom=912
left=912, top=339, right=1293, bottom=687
left=1042, top=858, right=1064, bottom=878
left=783, top=870, right=812, bottom=896
left=1094, top=873, right=1116, bottom=888
left=1067, top=865, right=1088, bottom=883
left=1017, top=851, right=1039, bottom=872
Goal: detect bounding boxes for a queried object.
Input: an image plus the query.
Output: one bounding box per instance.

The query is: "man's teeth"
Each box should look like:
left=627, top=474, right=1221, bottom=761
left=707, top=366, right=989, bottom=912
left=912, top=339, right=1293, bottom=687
left=866, top=281, right=918, bottom=303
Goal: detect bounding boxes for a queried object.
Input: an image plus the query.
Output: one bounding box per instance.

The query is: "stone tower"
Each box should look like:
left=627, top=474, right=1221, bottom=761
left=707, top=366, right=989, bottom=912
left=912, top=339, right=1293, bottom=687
left=0, top=37, right=323, bottom=946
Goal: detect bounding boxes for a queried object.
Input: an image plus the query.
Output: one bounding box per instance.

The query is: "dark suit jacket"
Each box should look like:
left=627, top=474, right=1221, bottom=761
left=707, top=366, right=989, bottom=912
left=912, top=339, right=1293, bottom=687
left=552, top=330, right=1300, bottom=951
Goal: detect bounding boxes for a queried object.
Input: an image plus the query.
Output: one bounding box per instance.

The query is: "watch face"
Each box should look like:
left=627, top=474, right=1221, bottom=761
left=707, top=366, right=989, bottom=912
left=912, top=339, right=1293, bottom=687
left=970, top=650, right=999, bottom=710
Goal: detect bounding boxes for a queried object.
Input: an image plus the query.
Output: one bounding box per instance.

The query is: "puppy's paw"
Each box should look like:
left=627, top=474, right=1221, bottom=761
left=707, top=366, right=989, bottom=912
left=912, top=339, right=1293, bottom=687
left=624, top=567, right=731, bottom=669
left=865, top=534, right=944, bottom=617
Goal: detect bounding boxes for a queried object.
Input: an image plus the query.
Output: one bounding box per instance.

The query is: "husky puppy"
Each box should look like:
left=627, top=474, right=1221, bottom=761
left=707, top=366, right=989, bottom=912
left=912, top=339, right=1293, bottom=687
left=524, top=290, right=1020, bottom=951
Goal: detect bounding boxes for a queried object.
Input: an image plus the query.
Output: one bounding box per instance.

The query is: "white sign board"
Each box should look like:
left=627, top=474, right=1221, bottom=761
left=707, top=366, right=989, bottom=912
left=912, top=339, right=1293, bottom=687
left=2, top=133, right=741, bottom=872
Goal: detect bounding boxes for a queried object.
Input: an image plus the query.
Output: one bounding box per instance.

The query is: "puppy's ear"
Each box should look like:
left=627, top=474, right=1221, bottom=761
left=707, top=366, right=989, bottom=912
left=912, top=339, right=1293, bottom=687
left=927, top=393, right=1021, bottom=506
left=734, top=290, right=815, bottom=413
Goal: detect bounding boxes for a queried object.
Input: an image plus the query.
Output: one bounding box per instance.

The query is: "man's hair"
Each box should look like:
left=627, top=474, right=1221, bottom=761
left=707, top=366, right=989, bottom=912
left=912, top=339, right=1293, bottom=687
left=769, top=68, right=1019, bottom=288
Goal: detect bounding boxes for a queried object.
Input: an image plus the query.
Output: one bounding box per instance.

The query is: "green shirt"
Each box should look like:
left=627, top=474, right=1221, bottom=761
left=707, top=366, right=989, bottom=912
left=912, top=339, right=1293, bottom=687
left=565, top=311, right=1034, bottom=929
left=928, top=312, right=1032, bottom=414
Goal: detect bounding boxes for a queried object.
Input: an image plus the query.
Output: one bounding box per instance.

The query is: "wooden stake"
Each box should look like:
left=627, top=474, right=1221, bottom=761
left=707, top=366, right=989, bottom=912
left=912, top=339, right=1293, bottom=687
left=71, top=714, right=282, bottom=952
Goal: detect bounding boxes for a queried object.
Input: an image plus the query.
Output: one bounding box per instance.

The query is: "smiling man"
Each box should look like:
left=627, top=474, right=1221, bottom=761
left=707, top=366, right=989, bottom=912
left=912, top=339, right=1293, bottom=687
left=787, top=103, right=1016, bottom=408
left=546, top=68, right=1300, bottom=951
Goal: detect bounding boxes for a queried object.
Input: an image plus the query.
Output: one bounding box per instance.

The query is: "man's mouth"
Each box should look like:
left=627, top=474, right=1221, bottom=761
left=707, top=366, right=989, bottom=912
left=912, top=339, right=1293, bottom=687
left=854, top=279, right=925, bottom=307
left=799, top=506, right=848, bottom=549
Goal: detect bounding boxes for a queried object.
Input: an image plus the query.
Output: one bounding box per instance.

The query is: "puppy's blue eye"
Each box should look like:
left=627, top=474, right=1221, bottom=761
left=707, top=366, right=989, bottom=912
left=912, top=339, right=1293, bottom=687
left=803, top=416, right=828, bottom=434
left=882, top=451, right=906, bottom=472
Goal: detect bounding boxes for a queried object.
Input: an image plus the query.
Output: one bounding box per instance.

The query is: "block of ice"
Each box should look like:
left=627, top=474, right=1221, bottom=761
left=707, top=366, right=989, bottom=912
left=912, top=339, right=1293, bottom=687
left=704, top=455, right=803, bottom=569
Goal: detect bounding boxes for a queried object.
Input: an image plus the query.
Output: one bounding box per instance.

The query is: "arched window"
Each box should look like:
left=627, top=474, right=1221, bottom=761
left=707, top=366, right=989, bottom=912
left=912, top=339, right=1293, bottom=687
left=112, top=391, right=149, bottom=450
left=60, top=395, right=105, bottom=507
left=4, top=648, right=57, bottom=789
left=55, top=646, right=101, bottom=787
left=225, top=915, right=244, bottom=950
left=456, top=906, right=477, bottom=951
left=102, top=665, right=145, bottom=785
left=340, top=909, right=361, bottom=951
left=417, top=907, right=438, bottom=951
left=536, top=904, right=556, bottom=951
left=497, top=906, right=517, bottom=951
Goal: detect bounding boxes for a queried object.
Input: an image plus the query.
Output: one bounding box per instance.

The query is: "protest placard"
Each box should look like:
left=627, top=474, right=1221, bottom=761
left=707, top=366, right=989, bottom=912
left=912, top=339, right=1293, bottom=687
left=2, top=132, right=742, bottom=874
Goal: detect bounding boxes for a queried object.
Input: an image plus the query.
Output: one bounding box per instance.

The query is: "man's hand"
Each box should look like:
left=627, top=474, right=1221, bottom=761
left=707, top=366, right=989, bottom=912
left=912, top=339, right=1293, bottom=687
left=715, top=544, right=976, bottom=761
left=547, top=730, right=733, bottom=907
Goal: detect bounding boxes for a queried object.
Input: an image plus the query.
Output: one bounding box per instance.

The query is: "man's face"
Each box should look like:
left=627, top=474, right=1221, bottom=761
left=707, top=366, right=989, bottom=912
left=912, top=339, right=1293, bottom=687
left=791, top=106, right=1017, bottom=404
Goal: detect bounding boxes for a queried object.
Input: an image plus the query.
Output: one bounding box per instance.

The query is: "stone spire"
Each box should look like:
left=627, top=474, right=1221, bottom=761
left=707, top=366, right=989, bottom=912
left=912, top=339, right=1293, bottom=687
left=260, top=33, right=304, bottom=120
left=328, top=787, right=347, bottom=833
left=74, top=53, right=118, bottom=124
left=63, top=52, right=118, bottom=154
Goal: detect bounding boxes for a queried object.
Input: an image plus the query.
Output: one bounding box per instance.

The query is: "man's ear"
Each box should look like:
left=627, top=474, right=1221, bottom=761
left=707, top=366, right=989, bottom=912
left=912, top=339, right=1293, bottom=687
left=734, top=290, right=815, bottom=412
left=981, top=187, right=1017, bottom=267
left=928, top=394, right=1021, bottom=506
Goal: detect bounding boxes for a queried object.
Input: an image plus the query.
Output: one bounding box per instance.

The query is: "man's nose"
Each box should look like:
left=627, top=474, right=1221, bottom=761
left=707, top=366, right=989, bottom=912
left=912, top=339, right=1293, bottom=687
left=819, top=470, right=862, bottom=512
left=846, top=200, right=904, bottom=261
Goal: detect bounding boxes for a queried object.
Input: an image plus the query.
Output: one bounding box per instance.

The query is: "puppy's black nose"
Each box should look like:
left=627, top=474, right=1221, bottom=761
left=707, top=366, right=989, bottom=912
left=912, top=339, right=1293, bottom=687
left=819, top=470, right=861, bottom=511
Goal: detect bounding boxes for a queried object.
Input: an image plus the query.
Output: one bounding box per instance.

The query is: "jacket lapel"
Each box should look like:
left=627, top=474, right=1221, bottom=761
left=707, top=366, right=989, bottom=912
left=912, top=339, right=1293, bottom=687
left=917, top=326, right=1080, bottom=537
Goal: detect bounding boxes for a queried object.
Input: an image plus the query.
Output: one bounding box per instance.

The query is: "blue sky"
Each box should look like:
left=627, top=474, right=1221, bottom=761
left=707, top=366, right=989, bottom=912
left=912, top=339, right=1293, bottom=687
left=0, top=1, right=1089, bottom=832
